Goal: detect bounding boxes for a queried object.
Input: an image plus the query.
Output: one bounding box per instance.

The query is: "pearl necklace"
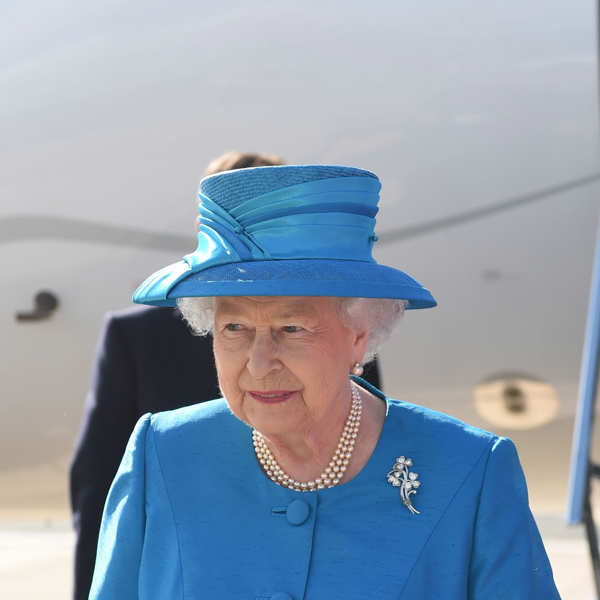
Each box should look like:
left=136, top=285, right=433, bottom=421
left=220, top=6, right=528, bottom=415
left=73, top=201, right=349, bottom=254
left=252, top=383, right=362, bottom=491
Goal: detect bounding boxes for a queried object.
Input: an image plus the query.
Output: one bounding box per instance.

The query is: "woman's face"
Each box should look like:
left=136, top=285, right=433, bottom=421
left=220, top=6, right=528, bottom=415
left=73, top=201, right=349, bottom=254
left=212, top=296, right=368, bottom=437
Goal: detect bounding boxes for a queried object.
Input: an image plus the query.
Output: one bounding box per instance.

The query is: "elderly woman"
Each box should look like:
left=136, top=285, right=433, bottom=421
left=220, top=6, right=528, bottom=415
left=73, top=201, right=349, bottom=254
left=90, top=166, right=560, bottom=599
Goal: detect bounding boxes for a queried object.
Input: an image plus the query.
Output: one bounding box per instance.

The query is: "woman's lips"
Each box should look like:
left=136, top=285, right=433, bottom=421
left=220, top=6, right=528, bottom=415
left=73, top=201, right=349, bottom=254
left=247, top=390, right=296, bottom=404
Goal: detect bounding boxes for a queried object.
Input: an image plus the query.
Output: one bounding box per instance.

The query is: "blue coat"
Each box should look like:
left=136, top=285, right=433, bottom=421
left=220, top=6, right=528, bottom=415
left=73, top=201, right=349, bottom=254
left=90, top=382, right=560, bottom=599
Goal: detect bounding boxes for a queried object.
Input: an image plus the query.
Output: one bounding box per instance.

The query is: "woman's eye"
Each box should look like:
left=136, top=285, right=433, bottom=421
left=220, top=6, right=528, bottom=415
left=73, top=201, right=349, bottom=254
left=282, top=325, right=302, bottom=333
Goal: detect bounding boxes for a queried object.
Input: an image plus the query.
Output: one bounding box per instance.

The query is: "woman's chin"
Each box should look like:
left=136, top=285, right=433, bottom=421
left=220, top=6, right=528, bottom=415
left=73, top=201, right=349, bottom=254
left=244, top=400, right=303, bottom=437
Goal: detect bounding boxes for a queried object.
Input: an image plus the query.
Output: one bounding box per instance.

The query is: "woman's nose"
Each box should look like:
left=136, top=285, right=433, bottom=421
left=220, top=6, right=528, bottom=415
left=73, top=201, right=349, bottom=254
left=247, top=332, right=281, bottom=378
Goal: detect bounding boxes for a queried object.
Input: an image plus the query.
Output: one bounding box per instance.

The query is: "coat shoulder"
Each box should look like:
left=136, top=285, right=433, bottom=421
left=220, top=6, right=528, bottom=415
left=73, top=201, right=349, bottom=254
left=102, top=306, right=212, bottom=357
left=148, top=400, right=249, bottom=454
left=106, top=305, right=183, bottom=329
left=386, top=397, right=498, bottom=457
left=150, top=398, right=231, bottom=427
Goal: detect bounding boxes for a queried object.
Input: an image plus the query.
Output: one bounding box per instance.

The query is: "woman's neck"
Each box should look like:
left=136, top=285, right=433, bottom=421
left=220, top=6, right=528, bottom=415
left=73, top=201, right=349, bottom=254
left=259, top=385, right=386, bottom=484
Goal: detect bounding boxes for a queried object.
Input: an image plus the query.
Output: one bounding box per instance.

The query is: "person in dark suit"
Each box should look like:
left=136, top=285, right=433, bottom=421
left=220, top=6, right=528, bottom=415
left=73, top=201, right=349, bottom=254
left=69, top=151, right=383, bottom=600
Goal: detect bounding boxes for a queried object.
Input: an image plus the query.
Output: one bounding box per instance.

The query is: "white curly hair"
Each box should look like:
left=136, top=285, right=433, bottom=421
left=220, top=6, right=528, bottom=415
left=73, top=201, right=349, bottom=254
left=176, top=296, right=407, bottom=363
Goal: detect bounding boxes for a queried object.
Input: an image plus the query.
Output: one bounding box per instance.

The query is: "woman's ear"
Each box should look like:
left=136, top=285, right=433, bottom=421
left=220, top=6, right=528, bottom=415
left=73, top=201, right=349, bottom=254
left=352, top=329, right=370, bottom=365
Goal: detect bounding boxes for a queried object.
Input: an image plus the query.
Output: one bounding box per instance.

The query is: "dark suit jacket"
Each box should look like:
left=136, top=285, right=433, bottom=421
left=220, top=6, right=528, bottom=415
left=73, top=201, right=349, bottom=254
left=69, top=305, right=381, bottom=600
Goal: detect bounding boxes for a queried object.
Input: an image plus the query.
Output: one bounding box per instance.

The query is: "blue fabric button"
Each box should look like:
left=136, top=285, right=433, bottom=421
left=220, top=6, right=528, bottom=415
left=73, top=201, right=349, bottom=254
left=286, top=499, right=311, bottom=526
left=271, top=593, right=293, bottom=600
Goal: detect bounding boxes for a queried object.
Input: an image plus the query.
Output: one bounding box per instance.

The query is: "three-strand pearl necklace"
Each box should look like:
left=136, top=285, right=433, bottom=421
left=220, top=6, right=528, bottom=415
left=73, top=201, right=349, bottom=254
left=252, top=383, right=362, bottom=491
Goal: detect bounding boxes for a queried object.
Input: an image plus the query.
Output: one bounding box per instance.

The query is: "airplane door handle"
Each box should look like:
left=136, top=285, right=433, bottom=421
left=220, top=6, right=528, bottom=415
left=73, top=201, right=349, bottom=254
left=16, top=290, right=59, bottom=321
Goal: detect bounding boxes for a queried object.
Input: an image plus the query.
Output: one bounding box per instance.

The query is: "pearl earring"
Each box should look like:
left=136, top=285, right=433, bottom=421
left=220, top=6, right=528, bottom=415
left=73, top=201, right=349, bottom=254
left=351, top=362, right=364, bottom=376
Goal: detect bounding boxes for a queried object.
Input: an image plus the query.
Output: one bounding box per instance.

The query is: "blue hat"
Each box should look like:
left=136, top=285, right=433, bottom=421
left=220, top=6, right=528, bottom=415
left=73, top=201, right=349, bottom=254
left=133, top=165, right=436, bottom=309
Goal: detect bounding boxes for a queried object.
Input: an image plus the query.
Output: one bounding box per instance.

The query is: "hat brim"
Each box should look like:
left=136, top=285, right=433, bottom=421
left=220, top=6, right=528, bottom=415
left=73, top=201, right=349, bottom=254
left=134, top=259, right=436, bottom=309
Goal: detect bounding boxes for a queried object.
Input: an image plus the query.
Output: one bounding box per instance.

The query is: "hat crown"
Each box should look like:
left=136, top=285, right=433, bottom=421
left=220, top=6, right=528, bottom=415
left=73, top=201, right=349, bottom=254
left=200, top=165, right=378, bottom=212
left=191, top=165, right=381, bottom=269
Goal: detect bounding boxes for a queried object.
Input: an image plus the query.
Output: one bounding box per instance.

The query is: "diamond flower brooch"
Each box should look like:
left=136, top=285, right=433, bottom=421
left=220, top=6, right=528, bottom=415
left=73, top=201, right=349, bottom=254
left=387, top=456, right=421, bottom=515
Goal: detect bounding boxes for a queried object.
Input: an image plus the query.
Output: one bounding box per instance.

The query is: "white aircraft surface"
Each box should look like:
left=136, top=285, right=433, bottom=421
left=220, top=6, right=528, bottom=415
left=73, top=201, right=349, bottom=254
left=1, top=1, right=599, bottom=597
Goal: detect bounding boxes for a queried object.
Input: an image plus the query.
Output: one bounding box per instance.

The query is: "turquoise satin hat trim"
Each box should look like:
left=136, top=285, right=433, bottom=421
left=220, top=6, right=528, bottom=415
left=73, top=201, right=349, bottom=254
left=133, top=165, right=436, bottom=309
